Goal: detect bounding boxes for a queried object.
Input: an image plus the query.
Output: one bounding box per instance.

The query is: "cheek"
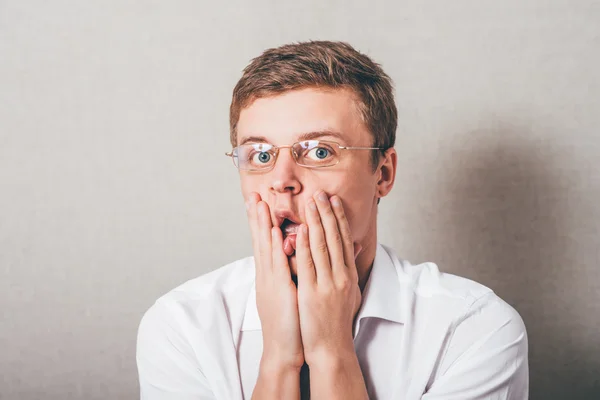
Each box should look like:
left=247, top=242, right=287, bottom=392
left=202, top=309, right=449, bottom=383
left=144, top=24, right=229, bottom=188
left=343, top=195, right=371, bottom=234
left=334, top=178, right=377, bottom=236
left=240, top=174, right=268, bottom=199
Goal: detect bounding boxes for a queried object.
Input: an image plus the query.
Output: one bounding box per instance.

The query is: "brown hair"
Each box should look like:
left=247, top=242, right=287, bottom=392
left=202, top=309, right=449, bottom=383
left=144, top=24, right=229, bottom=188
left=229, top=41, right=397, bottom=169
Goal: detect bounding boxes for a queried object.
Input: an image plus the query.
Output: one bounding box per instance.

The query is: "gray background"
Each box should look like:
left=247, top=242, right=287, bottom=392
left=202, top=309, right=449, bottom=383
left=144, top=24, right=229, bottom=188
left=1, top=1, right=599, bottom=399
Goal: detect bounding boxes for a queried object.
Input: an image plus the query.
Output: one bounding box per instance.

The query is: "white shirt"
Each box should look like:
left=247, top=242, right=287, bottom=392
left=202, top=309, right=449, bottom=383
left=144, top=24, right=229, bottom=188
left=137, top=243, right=528, bottom=400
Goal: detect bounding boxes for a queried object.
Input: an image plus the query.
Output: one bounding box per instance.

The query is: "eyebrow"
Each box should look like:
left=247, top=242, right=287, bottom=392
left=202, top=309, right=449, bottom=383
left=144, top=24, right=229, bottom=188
left=239, top=130, right=347, bottom=146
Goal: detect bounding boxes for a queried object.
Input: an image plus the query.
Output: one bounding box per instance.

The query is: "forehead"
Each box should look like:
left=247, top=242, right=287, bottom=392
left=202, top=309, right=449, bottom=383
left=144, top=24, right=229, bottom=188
left=236, top=87, right=368, bottom=145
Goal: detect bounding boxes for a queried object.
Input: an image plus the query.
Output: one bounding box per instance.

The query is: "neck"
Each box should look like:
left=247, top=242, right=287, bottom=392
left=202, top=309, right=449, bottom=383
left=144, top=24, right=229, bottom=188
left=355, top=219, right=378, bottom=293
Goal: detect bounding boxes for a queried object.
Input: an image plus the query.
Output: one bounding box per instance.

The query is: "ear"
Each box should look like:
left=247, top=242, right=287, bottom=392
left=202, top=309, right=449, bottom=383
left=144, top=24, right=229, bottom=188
left=376, top=147, right=397, bottom=201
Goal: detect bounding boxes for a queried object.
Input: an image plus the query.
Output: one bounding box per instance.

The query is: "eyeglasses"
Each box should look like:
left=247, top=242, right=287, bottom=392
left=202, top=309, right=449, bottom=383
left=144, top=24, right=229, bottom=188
left=225, top=140, right=383, bottom=171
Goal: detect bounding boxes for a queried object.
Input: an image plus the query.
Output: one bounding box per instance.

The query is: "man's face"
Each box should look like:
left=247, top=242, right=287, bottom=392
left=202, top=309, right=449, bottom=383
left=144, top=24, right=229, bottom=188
left=236, top=87, right=381, bottom=275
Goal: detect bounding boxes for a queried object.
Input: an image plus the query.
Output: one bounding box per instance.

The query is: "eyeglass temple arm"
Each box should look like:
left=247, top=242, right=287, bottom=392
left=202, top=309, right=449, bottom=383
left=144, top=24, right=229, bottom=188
left=339, top=146, right=384, bottom=150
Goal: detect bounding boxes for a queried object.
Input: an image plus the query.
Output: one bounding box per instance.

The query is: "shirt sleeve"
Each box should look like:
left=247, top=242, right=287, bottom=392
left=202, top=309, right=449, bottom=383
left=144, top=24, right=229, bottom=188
left=422, top=293, right=529, bottom=400
left=136, top=299, right=216, bottom=400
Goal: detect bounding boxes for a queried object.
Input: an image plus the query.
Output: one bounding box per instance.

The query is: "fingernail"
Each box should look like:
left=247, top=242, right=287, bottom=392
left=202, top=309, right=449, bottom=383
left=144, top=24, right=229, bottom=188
left=317, top=191, right=328, bottom=202
left=308, top=200, right=317, bottom=211
left=331, top=196, right=340, bottom=207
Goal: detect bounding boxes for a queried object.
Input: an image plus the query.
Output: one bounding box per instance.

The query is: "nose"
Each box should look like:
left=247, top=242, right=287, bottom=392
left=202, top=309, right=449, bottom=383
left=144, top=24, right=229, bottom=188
left=269, top=147, right=302, bottom=195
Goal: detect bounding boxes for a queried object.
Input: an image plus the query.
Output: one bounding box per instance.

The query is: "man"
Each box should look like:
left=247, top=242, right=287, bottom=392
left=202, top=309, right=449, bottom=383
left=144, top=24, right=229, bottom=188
left=136, top=41, right=528, bottom=399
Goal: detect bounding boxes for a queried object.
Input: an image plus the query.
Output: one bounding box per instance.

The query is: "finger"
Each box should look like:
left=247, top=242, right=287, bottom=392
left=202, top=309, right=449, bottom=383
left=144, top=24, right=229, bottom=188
left=271, top=226, right=291, bottom=278
left=246, top=193, right=265, bottom=272
left=330, top=195, right=359, bottom=281
left=250, top=194, right=274, bottom=276
left=314, top=191, right=346, bottom=277
left=305, top=196, right=333, bottom=284
left=295, top=224, right=316, bottom=286
left=257, top=200, right=273, bottom=256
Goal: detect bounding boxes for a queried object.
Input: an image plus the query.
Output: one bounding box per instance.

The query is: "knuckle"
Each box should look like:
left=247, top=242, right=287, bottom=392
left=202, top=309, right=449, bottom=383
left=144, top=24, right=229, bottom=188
left=321, top=206, right=334, bottom=216
left=337, top=277, right=352, bottom=290
left=340, top=226, right=352, bottom=242
left=316, top=241, right=329, bottom=254
left=334, top=207, right=346, bottom=219
left=332, top=233, right=343, bottom=247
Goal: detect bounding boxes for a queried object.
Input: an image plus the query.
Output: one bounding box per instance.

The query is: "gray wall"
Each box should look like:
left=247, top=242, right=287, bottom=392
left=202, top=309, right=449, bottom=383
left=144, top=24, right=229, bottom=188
left=1, top=1, right=598, bottom=399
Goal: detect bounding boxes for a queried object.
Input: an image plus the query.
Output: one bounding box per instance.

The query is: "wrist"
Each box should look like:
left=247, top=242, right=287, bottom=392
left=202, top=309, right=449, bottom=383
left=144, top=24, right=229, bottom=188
left=305, top=344, right=357, bottom=369
left=260, top=350, right=304, bottom=373
left=253, top=355, right=302, bottom=400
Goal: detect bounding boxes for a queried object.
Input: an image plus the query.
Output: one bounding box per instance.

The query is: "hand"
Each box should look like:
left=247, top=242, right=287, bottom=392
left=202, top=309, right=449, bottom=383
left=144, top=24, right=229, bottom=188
left=246, top=192, right=305, bottom=371
left=295, top=191, right=363, bottom=366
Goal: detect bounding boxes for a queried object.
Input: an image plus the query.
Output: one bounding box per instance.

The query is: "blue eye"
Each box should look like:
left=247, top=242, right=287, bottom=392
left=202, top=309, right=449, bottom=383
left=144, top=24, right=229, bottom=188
left=238, top=143, right=275, bottom=170
left=256, top=152, right=271, bottom=163
left=252, top=152, right=271, bottom=164
left=315, top=148, right=329, bottom=159
left=306, top=147, right=331, bottom=160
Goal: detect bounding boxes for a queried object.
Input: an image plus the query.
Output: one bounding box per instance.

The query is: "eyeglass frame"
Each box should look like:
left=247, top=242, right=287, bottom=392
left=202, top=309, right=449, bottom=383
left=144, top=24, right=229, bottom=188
left=225, top=140, right=384, bottom=171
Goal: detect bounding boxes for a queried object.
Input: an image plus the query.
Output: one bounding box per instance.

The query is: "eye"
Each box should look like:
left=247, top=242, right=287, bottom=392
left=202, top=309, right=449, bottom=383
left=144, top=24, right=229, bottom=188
left=243, top=143, right=275, bottom=168
left=306, top=146, right=331, bottom=160
left=252, top=151, right=272, bottom=164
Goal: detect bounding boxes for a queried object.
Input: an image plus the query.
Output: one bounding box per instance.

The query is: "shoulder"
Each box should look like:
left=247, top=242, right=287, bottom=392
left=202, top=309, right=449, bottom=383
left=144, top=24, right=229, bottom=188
left=381, top=244, right=527, bottom=383
left=138, top=256, right=256, bottom=338
left=382, top=243, right=526, bottom=339
left=136, top=258, right=255, bottom=397
left=381, top=245, right=528, bottom=394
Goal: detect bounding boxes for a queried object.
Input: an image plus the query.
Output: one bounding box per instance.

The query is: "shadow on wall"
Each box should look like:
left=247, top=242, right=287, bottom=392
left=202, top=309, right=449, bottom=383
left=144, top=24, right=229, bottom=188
left=427, top=123, right=600, bottom=400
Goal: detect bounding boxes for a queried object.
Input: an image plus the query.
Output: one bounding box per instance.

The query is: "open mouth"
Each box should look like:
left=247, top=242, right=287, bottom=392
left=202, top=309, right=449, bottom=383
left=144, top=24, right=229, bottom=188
left=280, top=218, right=300, bottom=257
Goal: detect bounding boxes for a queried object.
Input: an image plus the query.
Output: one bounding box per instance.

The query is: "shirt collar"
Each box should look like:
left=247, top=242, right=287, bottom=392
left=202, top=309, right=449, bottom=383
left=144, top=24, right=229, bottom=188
left=353, top=243, right=404, bottom=329
left=241, top=279, right=260, bottom=331
left=241, top=243, right=404, bottom=332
